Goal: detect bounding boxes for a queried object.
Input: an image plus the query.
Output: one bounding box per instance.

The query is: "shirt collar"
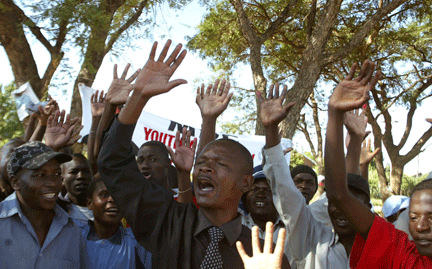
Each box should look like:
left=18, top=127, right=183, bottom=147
left=0, top=192, right=72, bottom=227
left=195, top=209, right=243, bottom=246
left=87, top=220, right=122, bottom=245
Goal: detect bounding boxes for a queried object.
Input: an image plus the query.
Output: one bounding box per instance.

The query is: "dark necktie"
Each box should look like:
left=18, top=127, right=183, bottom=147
left=200, top=226, right=225, bottom=269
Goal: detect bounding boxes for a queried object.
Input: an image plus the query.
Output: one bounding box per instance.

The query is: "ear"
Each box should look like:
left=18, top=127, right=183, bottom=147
left=87, top=198, right=93, bottom=210
left=10, top=175, right=20, bottom=191
left=241, top=174, right=254, bottom=193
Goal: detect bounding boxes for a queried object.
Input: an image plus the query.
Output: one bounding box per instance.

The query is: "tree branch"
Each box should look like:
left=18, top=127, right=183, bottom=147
left=323, top=0, right=409, bottom=65
left=260, top=0, right=300, bottom=42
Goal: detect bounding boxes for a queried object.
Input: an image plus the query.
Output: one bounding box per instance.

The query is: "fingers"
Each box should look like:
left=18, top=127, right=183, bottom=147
left=251, top=226, right=261, bottom=256
left=371, top=147, right=380, bottom=159
left=274, top=228, right=286, bottom=262
left=236, top=241, right=249, bottom=263
left=212, top=79, right=220, bottom=95
left=370, top=70, right=381, bottom=87
left=99, top=91, right=105, bottom=103
left=263, top=222, right=274, bottom=254
left=113, top=64, right=118, bottom=79
left=274, top=83, right=280, bottom=99
left=127, top=68, right=141, bottom=83
left=149, top=41, right=158, bottom=61
left=360, top=61, right=376, bottom=85
left=268, top=84, right=274, bottom=99
left=283, top=101, right=296, bottom=114
left=158, top=40, right=173, bottom=63
left=355, top=60, right=369, bottom=82
left=218, top=79, right=227, bottom=96
left=59, top=110, right=66, bottom=127
left=346, top=63, right=358, bottom=80
left=121, top=63, right=131, bottom=79
left=426, top=118, right=432, bottom=124
left=171, top=49, right=187, bottom=70
left=174, top=130, right=181, bottom=149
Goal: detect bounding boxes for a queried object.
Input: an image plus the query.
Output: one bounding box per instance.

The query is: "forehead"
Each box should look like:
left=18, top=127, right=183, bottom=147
left=410, top=189, right=432, bottom=212
left=293, top=173, right=315, bottom=181
left=198, top=142, right=236, bottom=161
left=138, top=145, right=165, bottom=158
left=67, top=157, right=89, bottom=168
left=252, top=179, right=270, bottom=187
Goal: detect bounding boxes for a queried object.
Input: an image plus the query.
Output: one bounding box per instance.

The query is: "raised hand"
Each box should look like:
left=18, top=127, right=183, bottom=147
left=360, top=138, right=380, bottom=166
left=167, top=127, right=197, bottom=173
left=196, top=79, right=233, bottom=119
left=45, top=110, right=83, bottom=151
left=329, top=60, right=380, bottom=112
left=36, top=104, right=54, bottom=126
left=258, top=83, right=295, bottom=128
left=133, top=40, right=187, bottom=97
left=91, top=90, right=106, bottom=117
left=105, top=64, right=140, bottom=105
left=236, top=222, right=286, bottom=269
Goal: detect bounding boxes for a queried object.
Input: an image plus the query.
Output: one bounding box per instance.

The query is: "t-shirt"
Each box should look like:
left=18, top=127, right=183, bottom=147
left=350, top=215, right=432, bottom=268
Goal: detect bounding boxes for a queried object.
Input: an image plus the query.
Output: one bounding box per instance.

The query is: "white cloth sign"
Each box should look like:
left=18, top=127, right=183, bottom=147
left=12, top=82, right=41, bottom=121
left=77, top=84, right=292, bottom=166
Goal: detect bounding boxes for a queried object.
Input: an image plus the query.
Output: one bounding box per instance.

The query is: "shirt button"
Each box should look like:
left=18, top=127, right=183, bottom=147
left=4, top=239, right=12, bottom=246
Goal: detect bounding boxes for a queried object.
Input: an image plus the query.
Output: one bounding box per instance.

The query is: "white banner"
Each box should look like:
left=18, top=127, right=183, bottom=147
left=77, top=84, right=292, bottom=166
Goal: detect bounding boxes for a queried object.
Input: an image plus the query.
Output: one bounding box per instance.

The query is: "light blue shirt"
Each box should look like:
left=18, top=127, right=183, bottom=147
left=76, top=220, right=152, bottom=269
left=0, top=192, right=88, bottom=269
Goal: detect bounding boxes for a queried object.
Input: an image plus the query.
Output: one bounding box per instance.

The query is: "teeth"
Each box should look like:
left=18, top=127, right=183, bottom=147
left=43, top=193, right=55, bottom=199
left=255, top=202, right=265, bottom=207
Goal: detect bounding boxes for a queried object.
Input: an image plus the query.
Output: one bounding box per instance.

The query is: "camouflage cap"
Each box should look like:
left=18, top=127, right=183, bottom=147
left=7, top=141, right=72, bottom=177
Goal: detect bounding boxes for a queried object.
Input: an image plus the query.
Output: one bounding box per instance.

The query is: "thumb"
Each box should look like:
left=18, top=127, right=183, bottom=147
left=167, top=79, right=188, bottom=91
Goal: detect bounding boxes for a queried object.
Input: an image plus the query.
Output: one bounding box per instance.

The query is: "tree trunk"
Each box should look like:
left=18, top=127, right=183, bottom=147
left=0, top=0, right=42, bottom=96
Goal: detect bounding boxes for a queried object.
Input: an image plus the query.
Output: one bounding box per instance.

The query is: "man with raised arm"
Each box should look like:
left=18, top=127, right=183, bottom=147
left=325, top=60, right=432, bottom=268
left=258, top=83, right=373, bottom=269
left=97, top=40, right=290, bottom=268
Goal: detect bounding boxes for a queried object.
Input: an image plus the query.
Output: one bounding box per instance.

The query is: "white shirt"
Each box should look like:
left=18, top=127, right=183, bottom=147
left=263, top=143, right=349, bottom=269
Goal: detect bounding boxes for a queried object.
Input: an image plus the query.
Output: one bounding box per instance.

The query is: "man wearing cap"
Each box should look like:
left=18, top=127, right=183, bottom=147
left=382, top=195, right=410, bottom=223
left=0, top=141, right=88, bottom=268
left=241, top=165, right=292, bottom=266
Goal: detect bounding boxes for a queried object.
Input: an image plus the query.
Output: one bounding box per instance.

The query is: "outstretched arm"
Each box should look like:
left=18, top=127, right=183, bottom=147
left=195, top=79, right=233, bottom=156
left=118, top=40, right=187, bottom=125
left=325, top=60, right=380, bottom=239
left=167, top=127, right=197, bottom=204
left=88, top=90, right=105, bottom=175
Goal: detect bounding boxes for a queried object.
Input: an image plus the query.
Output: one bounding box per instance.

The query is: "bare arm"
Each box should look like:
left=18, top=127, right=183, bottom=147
left=195, top=79, right=233, bottom=156
left=325, top=60, right=380, bottom=239
left=167, top=127, right=197, bottom=204
left=88, top=90, right=105, bottom=175
left=359, top=138, right=380, bottom=181
left=24, top=113, right=38, bottom=142
left=344, top=108, right=368, bottom=175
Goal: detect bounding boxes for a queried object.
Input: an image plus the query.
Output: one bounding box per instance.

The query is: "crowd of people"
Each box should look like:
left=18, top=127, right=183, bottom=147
left=0, top=39, right=431, bottom=268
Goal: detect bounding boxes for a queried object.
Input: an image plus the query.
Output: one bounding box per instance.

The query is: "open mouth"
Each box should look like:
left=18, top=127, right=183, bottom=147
left=335, top=216, right=349, bottom=227
left=42, top=192, right=57, bottom=200
left=197, top=177, right=216, bottom=193
left=141, top=171, right=152, bottom=180
left=105, top=207, right=119, bottom=216
left=415, top=239, right=432, bottom=247
left=75, top=183, right=88, bottom=190
left=254, top=201, right=267, bottom=207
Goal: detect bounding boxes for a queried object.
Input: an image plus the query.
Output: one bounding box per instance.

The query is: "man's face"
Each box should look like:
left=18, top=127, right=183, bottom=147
left=193, top=142, right=251, bottom=210
left=62, top=156, right=92, bottom=201
left=14, top=159, right=62, bottom=211
left=243, top=179, right=278, bottom=220
left=136, top=145, right=169, bottom=188
left=328, top=188, right=370, bottom=237
left=409, top=189, right=432, bottom=256
left=293, top=173, right=316, bottom=205
left=88, top=182, right=122, bottom=226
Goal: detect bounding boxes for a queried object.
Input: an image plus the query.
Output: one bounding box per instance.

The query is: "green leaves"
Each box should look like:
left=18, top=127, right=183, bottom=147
left=0, top=83, right=24, bottom=146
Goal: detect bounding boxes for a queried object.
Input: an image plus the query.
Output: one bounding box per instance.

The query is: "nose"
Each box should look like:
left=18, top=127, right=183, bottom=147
left=107, top=195, right=114, bottom=203
left=199, top=165, right=214, bottom=173
left=416, top=217, right=431, bottom=233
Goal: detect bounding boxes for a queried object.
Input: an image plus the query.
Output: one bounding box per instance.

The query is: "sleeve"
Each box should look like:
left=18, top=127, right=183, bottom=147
left=350, top=215, right=432, bottom=268
left=263, top=143, right=331, bottom=262
left=79, top=225, right=89, bottom=269
left=97, top=117, right=175, bottom=248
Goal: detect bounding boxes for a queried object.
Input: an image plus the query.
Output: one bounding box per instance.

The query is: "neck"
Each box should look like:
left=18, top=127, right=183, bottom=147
left=250, top=213, right=278, bottom=232
left=93, top=220, right=120, bottom=239
left=201, top=207, right=238, bottom=226
left=69, top=194, right=87, bottom=207
left=337, top=233, right=356, bottom=256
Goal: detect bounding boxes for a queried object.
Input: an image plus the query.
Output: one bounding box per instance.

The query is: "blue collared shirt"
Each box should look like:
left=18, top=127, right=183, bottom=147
left=76, top=220, right=152, bottom=269
left=0, top=193, right=89, bottom=269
